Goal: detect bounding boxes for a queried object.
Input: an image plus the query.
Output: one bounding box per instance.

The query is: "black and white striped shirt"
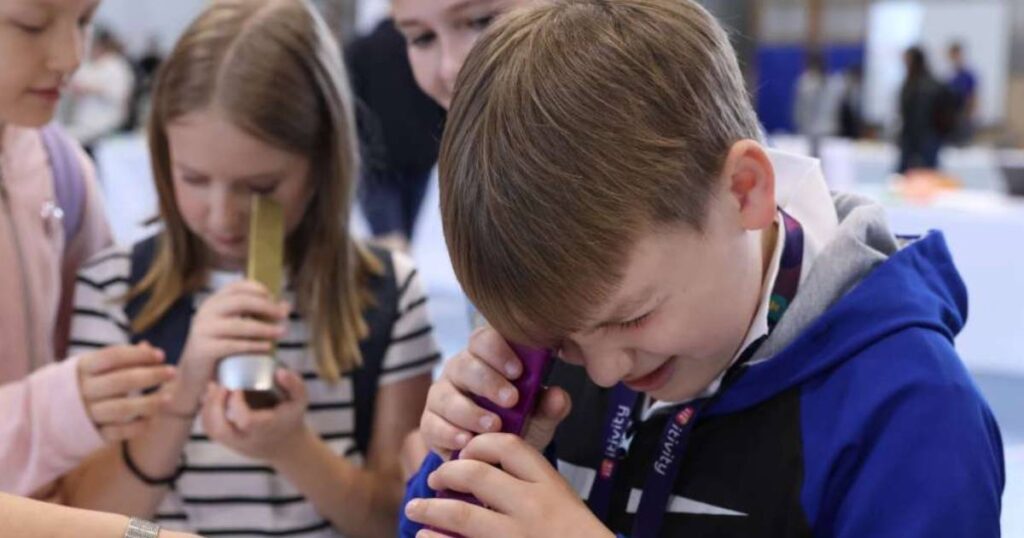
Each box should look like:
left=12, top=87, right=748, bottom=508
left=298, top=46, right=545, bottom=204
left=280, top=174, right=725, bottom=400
left=71, top=246, right=440, bottom=537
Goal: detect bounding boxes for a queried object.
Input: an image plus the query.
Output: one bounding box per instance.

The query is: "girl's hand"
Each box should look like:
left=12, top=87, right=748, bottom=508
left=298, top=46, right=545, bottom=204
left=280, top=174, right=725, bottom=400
left=77, top=343, right=176, bottom=442
left=200, top=369, right=312, bottom=465
left=170, top=281, right=289, bottom=413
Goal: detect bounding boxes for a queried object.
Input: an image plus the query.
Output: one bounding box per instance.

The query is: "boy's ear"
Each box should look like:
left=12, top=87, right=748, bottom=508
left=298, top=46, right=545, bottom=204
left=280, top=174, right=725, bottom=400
left=720, top=140, right=776, bottom=231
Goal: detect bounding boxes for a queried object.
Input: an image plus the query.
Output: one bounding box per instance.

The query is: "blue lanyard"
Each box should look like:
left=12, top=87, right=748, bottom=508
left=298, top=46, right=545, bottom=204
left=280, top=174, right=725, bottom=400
left=587, top=383, right=640, bottom=519
left=586, top=210, right=805, bottom=537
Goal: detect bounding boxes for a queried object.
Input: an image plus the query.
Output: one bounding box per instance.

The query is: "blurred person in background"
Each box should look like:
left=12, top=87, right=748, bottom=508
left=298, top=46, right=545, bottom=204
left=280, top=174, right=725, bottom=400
left=898, top=46, right=947, bottom=173
left=64, top=26, right=134, bottom=154
left=137, top=36, right=163, bottom=89
left=389, top=0, right=536, bottom=480
left=120, top=35, right=164, bottom=134
left=394, top=0, right=536, bottom=366
left=838, top=64, right=865, bottom=140
left=793, top=51, right=841, bottom=155
left=348, top=17, right=445, bottom=252
left=946, top=41, right=978, bottom=146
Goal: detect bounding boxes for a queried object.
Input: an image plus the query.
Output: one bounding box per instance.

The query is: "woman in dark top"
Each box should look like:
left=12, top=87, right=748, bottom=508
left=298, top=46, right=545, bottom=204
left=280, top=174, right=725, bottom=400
left=897, top=46, right=944, bottom=173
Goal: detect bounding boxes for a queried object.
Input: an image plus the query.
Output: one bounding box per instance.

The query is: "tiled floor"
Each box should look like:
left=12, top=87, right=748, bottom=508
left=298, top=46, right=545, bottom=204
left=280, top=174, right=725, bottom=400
left=94, top=133, right=1023, bottom=535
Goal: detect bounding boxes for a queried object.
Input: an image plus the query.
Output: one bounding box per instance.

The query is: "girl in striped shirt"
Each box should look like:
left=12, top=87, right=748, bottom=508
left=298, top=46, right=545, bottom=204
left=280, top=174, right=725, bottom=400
left=58, top=1, right=440, bottom=536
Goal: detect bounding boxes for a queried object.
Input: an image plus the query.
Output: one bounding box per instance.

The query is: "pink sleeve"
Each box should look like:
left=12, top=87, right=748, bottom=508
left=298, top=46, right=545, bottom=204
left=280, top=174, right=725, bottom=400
left=0, top=356, right=105, bottom=496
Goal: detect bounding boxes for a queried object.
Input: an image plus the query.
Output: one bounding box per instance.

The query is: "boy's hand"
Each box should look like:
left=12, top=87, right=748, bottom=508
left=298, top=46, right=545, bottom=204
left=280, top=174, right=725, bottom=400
left=420, top=327, right=572, bottom=459
left=404, top=433, right=613, bottom=538
left=77, top=343, right=176, bottom=442
left=172, top=281, right=289, bottom=413
left=200, top=369, right=311, bottom=464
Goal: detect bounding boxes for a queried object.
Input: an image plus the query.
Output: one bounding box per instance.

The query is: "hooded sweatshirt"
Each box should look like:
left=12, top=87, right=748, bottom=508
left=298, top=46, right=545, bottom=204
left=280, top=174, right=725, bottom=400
left=399, top=152, right=1003, bottom=537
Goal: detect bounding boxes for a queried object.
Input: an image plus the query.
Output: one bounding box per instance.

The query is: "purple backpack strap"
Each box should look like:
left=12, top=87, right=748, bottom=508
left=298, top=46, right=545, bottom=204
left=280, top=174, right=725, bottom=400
left=40, top=124, right=86, bottom=244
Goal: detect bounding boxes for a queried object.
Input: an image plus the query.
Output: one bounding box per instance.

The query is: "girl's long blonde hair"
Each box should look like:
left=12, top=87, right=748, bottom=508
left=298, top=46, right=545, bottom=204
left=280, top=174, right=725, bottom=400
left=132, top=0, right=380, bottom=381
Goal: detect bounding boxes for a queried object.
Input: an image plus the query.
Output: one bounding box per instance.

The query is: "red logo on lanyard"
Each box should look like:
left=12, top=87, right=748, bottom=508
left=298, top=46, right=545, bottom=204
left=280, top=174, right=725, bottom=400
left=675, top=406, right=695, bottom=427
left=600, top=458, right=616, bottom=479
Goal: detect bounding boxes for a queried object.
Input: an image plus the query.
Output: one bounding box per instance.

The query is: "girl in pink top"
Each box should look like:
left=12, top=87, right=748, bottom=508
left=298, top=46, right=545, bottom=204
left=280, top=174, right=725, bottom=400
left=0, top=0, right=175, bottom=496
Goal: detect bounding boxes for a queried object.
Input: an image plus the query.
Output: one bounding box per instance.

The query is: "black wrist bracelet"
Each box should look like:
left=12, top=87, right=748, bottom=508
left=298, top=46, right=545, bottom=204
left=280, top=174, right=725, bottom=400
left=121, top=441, right=186, bottom=487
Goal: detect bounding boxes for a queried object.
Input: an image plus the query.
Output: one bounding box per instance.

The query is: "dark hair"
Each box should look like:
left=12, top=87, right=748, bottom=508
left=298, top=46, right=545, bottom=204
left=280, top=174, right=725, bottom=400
left=905, top=46, right=931, bottom=80
left=93, top=27, right=121, bottom=52
left=805, top=51, right=826, bottom=74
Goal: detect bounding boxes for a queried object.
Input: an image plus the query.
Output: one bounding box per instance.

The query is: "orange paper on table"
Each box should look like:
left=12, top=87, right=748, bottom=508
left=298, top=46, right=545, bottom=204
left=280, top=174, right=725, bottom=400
left=896, top=170, right=962, bottom=205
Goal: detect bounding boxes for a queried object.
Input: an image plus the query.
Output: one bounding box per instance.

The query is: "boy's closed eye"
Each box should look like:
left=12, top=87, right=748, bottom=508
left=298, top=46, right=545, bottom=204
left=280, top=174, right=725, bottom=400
left=615, top=312, right=651, bottom=331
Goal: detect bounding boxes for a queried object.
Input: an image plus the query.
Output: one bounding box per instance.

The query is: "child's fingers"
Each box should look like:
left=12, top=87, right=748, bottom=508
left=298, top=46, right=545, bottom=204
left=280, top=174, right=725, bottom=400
left=202, top=384, right=237, bottom=440
left=523, top=387, right=572, bottom=452
left=98, top=420, right=148, bottom=443
left=82, top=365, right=177, bottom=401
left=205, top=294, right=289, bottom=322
left=427, top=380, right=502, bottom=435
left=201, top=338, right=274, bottom=363
left=207, top=317, right=286, bottom=341
left=426, top=458, right=522, bottom=501
left=457, top=433, right=556, bottom=489
left=410, top=529, right=454, bottom=538
left=420, top=408, right=473, bottom=456
left=443, top=352, right=518, bottom=410
left=79, top=344, right=165, bottom=376
left=225, top=389, right=255, bottom=430
left=89, top=392, right=167, bottom=425
left=221, top=280, right=272, bottom=298
left=224, top=390, right=277, bottom=432
left=405, top=498, right=515, bottom=538
left=275, top=369, right=307, bottom=405
left=467, top=327, right=522, bottom=380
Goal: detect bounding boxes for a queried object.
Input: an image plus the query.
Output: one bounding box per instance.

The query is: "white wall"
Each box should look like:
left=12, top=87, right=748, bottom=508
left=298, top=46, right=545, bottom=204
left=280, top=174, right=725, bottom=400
left=863, top=1, right=1011, bottom=127
left=758, top=4, right=868, bottom=44
left=93, top=0, right=207, bottom=56
left=1013, top=0, right=1024, bottom=74
left=95, top=0, right=382, bottom=54
left=356, top=0, right=390, bottom=36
